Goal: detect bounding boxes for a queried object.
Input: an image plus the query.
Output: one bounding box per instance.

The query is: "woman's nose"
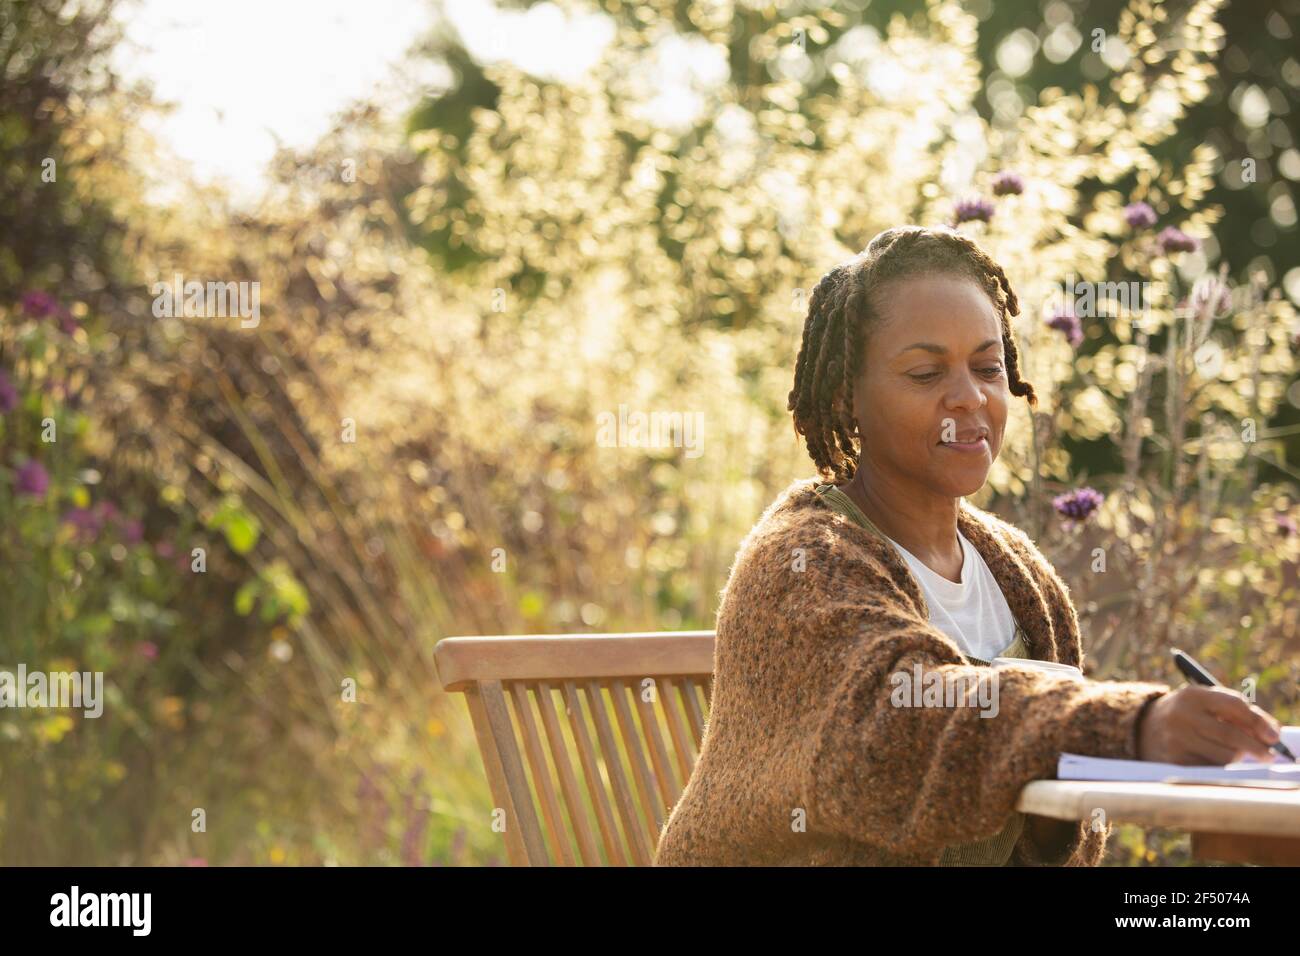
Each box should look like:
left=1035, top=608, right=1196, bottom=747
left=944, top=371, right=987, bottom=410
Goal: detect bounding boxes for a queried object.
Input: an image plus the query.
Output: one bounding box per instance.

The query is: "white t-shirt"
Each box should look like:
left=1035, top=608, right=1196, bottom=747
left=884, top=529, right=1017, bottom=662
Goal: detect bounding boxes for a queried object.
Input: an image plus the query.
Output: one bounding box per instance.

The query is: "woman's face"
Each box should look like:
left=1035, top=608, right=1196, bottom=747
left=850, top=272, right=1009, bottom=498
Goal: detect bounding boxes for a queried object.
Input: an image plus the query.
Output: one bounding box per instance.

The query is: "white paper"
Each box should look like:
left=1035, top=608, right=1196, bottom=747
left=1058, top=727, right=1300, bottom=781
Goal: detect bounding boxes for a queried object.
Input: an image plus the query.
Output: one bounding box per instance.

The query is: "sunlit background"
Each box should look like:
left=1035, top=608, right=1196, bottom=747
left=3, top=0, right=1300, bottom=866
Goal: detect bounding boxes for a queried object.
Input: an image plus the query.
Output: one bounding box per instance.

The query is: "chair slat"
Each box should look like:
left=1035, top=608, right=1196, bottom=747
left=534, top=680, right=602, bottom=865
left=584, top=681, right=654, bottom=865
left=679, top=677, right=707, bottom=747
left=632, top=676, right=682, bottom=814
left=658, top=677, right=698, bottom=784
left=608, top=679, right=666, bottom=837
left=508, top=682, right=574, bottom=866
left=561, top=680, right=628, bottom=865
left=465, top=680, right=549, bottom=865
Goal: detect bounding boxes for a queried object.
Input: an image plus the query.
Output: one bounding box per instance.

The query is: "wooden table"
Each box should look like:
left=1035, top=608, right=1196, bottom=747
left=1017, top=780, right=1300, bottom=865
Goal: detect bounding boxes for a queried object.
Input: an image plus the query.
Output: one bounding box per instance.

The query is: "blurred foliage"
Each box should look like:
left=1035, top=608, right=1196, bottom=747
left=0, top=0, right=1297, bottom=867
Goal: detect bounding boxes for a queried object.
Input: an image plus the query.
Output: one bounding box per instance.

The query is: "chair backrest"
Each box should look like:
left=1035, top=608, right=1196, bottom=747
left=433, top=631, right=715, bottom=866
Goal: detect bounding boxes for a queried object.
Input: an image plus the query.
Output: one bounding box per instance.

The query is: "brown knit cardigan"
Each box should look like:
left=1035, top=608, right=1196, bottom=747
left=653, top=476, right=1171, bottom=866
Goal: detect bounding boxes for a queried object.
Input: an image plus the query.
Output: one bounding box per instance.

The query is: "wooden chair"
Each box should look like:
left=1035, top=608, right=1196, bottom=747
left=433, top=631, right=715, bottom=865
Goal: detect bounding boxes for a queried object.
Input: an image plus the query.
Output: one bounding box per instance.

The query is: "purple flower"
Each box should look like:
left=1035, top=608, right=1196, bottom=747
left=62, top=505, right=105, bottom=539
left=953, top=197, right=995, bottom=225
left=1189, top=276, right=1232, bottom=316
left=119, top=517, right=144, bottom=544
left=18, top=289, right=76, bottom=330
left=61, top=501, right=124, bottom=540
left=1124, top=202, right=1158, bottom=229
left=136, top=641, right=159, bottom=660
left=0, top=370, right=18, bottom=414
left=1053, top=486, right=1104, bottom=523
left=1046, top=306, right=1084, bottom=347
left=992, top=172, right=1024, bottom=196
left=20, top=290, right=60, bottom=318
left=1158, top=227, right=1199, bottom=254
left=1276, top=514, right=1297, bottom=537
left=15, top=459, right=50, bottom=498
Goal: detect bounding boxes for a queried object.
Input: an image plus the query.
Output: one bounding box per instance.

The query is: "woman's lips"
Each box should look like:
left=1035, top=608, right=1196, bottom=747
left=939, top=437, right=989, bottom=453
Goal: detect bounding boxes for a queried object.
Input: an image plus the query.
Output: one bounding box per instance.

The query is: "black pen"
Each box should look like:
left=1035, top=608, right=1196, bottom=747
left=1170, top=648, right=1297, bottom=763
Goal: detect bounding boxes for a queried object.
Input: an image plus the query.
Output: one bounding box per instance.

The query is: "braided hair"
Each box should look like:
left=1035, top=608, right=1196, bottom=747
left=788, top=225, right=1038, bottom=483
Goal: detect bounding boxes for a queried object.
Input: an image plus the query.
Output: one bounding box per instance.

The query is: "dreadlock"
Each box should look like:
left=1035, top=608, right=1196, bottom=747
left=788, top=225, right=1038, bottom=483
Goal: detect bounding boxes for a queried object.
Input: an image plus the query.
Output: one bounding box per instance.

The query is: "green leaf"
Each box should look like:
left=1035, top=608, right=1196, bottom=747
left=207, top=496, right=261, bottom=555
left=222, top=512, right=260, bottom=555
left=234, top=580, right=259, bottom=616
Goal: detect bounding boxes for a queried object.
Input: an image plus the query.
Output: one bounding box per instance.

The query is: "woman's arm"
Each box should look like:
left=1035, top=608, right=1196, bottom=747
left=800, top=619, right=1167, bottom=857
left=1004, top=535, right=1168, bottom=865
left=743, top=517, right=1171, bottom=860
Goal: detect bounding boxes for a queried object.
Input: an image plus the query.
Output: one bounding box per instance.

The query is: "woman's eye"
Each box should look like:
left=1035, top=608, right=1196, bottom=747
left=907, top=365, right=1001, bottom=383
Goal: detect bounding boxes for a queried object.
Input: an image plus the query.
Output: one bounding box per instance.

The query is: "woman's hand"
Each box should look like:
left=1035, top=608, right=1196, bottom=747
left=1137, top=685, right=1283, bottom=765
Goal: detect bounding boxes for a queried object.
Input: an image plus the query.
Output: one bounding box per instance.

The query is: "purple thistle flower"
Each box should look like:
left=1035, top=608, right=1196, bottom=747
left=62, top=501, right=141, bottom=542
left=1053, top=486, right=1104, bottom=523
left=1158, top=227, right=1199, bottom=254
left=15, top=459, right=50, bottom=498
left=992, top=172, right=1024, bottom=196
left=20, top=290, right=60, bottom=318
left=1276, top=513, right=1298, bottom=537
left=0, top=370, right=18, bottom=414
left=1189, top=276, right=1232, bottom=316
left=62, top=505, right=104, bottom=539
left=18, top=289, right=76, bottom=331
left=1123, top=202, right=1158, bottom=229
left=1046, top=306, right=1084, bottom=347
left=953, top=197, right=995, bottom=225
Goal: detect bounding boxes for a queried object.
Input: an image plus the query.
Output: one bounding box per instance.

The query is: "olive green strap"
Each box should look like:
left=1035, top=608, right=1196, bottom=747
left=813, top=483, right=889, bottom=540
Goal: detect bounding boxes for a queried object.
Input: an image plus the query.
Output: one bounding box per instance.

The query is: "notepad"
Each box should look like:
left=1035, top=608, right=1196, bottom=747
left=1058, top=727, right=1300, bottom=783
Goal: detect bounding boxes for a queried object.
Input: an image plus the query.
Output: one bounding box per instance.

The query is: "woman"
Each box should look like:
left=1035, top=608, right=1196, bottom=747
left=653, top=225, right=1283, bottom=866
